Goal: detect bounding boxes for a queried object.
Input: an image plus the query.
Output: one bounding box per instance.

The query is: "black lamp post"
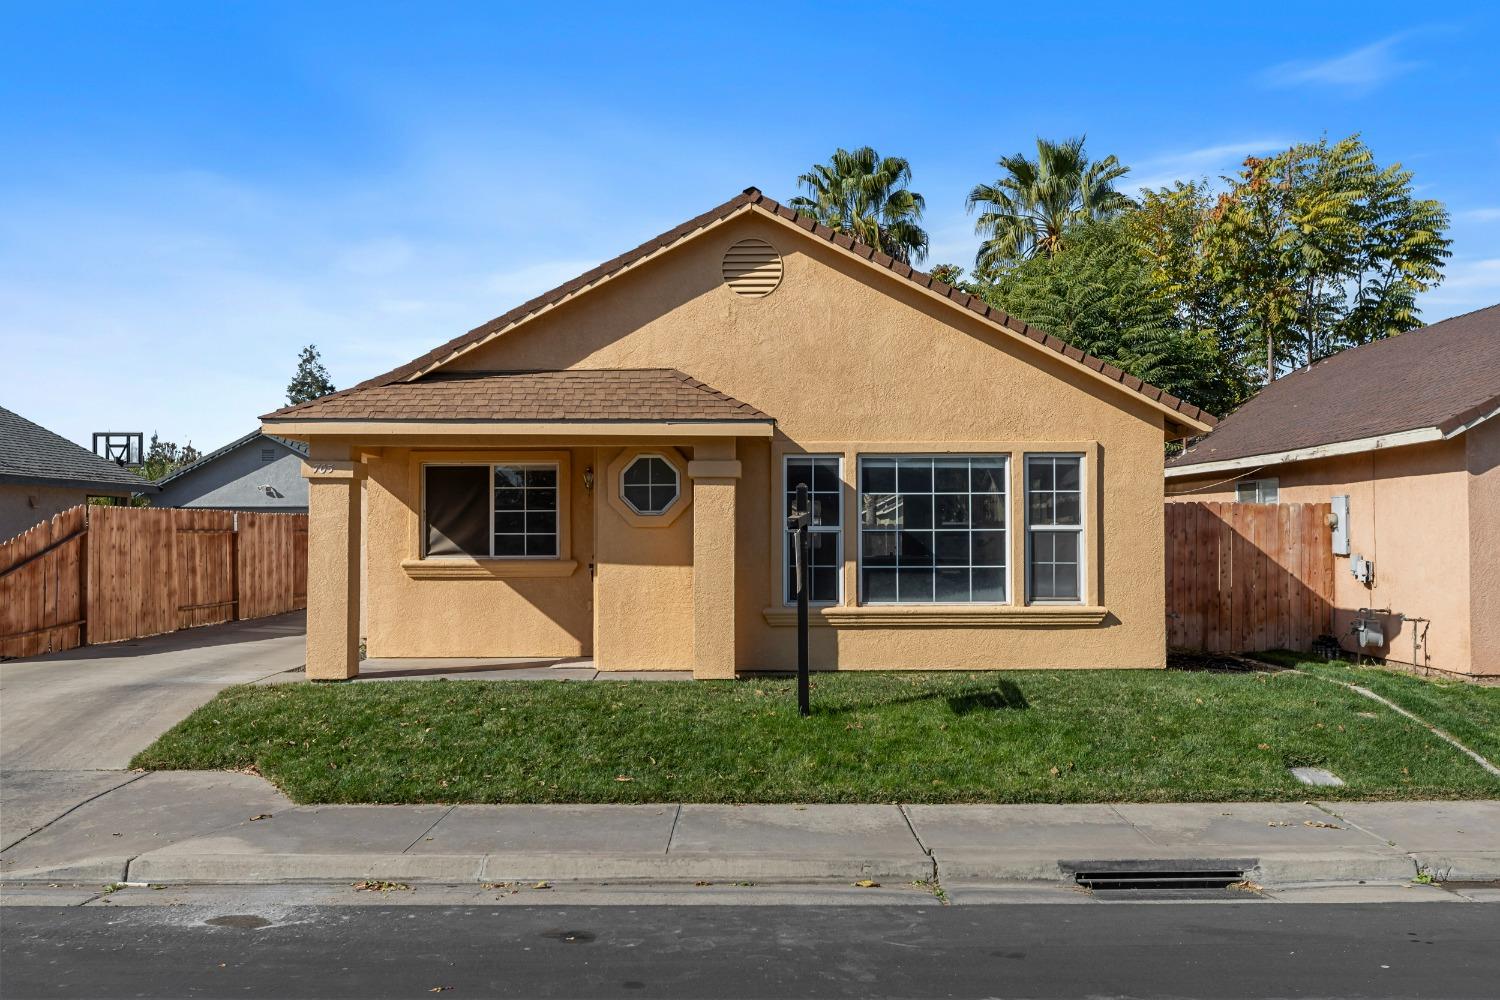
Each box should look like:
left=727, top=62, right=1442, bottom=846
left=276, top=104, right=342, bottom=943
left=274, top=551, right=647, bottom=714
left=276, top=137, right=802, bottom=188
left=787, top=481, right=812, bottom=717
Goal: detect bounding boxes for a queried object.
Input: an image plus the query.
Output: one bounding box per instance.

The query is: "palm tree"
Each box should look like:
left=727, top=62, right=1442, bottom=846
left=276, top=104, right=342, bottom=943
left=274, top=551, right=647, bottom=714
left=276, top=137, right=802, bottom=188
left=967, top=137, right=1132, bottom=271
left=790, top=147, right=929, bottom=265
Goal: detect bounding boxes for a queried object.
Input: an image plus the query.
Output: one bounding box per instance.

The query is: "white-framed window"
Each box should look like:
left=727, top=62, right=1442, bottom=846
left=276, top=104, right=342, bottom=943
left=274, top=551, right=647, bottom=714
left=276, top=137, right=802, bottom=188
left=1235, top=478, right=1279, bottom=504
left=423, top=463, right=559, bottom=559
left=621, top=454, right=680, bottom=515
left=1025, top=454, right=1083, bottom=603
left=783, top=455, right=842, bottom=605
left=857, top=455, right=1008, bottom=605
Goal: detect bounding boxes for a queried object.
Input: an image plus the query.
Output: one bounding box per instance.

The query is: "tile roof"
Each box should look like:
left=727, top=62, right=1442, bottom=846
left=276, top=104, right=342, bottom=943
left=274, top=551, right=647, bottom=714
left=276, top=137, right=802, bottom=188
left=262, top=369, right=774, bottom=424
left=1169, top=303, right=1500, bottom=470
left=290, top=188, right=1213, bottom=431
left=154, top=430, right=309, bottom=486
left=0, top=406, right=154, bottom=491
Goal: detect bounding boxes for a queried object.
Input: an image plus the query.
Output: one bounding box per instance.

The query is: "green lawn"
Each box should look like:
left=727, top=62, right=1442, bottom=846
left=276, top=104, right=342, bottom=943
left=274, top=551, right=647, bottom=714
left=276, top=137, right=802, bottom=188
left=132, top=668, right=1500, bottom=805
left=1258, top=653, right=1500, bottom=766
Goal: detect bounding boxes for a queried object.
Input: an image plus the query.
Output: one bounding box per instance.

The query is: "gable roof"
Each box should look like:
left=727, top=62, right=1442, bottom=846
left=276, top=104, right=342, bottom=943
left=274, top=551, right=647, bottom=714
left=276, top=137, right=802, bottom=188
left=1167, top=303, right=1500, bottom=477
left=155, top=430, right=309, bottom=487
left=0, top=406, right=154, bottom=493
left=262, top=369, right=773, bottom=424
left=283, top=188, right=1214, bottom=436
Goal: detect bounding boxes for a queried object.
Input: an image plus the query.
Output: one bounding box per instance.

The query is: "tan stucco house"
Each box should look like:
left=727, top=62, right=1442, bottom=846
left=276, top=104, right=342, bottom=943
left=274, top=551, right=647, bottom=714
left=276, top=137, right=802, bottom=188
left=1168, top=304, right=1500, bottom=679
left=263, top=188, right=1214, bottom=680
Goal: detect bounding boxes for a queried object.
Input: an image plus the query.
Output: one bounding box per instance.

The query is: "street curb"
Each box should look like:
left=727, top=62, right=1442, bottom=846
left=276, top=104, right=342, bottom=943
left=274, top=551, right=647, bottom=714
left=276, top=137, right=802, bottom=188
left=932, top=848, right=1419, bottom=888
left=117, top=852, right=936, bottom=886
left=1410, top=852, right=1500, bottom=882
left=0, top=857, right=130, bottom=884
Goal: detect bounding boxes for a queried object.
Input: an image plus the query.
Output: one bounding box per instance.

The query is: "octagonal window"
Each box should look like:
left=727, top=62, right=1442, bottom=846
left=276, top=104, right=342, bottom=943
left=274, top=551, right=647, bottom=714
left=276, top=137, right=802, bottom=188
left=621, top=455, right=680, bottom=515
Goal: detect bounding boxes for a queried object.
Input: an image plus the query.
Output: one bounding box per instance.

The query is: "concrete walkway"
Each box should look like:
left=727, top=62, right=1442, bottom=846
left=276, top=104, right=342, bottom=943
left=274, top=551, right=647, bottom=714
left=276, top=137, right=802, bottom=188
left=2, top=771, right=1496, bottom=889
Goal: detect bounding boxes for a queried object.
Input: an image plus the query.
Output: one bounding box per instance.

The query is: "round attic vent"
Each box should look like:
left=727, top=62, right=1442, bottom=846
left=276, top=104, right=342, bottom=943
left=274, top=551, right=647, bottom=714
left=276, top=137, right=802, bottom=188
left=722, top=238, right=783, bottom=297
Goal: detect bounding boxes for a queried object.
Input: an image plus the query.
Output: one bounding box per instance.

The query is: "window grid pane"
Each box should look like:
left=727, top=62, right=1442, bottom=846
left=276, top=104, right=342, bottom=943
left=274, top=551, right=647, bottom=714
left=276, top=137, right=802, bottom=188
left=621, top=456, right=680, bottom=514
left=1026, top=455, right=1082, bottom=602
left=494, top=463, right=559, bottom=559
left=785, top=456, right=842, bottom=605
left=858, top=456, right=1008, bottom=605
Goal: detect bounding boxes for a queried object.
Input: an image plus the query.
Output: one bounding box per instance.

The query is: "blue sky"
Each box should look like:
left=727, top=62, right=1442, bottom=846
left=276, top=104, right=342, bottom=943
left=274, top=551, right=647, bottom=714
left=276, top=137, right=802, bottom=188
left=3, top=2, right=1498, bottom=450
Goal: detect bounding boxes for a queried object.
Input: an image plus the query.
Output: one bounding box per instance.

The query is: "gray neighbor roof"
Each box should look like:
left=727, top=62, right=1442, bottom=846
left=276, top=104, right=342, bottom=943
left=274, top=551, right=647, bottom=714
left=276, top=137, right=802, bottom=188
left=1169, top=304, right=1500, bottom=472
left=0, top=406, right=154, bottom=492
left=155, top=430, right=308, bottom=487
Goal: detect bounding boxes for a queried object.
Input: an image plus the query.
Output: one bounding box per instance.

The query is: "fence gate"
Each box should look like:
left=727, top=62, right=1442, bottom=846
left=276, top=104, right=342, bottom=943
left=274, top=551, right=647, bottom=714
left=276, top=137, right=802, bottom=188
left=1165, top=501, right=1335, bottom=654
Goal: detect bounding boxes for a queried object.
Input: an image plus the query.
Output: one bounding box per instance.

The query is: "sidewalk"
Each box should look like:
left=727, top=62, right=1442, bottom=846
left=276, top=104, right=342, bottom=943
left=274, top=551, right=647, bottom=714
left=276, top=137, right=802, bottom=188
left=3, top=771, right=1497, bottom=889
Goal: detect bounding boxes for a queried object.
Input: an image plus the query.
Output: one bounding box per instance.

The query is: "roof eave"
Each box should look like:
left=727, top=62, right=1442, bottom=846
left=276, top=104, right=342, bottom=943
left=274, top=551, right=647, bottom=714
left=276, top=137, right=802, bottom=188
left=0, top=471, right=155, bottom=492
left=260, top=418, right=777, bottom=440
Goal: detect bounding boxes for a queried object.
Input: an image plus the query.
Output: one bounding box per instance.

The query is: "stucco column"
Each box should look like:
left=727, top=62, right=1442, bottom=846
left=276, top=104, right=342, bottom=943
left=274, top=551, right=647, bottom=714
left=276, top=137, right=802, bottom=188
left=301, top=444, right=365, bottom=680
left=688, top=441, right=740, bottom=680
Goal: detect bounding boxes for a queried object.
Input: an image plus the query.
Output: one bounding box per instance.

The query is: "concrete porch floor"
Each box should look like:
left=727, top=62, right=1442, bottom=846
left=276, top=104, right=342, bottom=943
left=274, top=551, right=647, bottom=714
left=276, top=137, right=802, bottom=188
left=260, top=657, right=694, bottom=683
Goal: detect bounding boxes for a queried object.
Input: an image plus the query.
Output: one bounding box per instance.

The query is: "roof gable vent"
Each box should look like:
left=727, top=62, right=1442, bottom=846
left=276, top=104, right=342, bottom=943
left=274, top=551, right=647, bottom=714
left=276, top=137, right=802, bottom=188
left=722, top=238, right=782, bottom=297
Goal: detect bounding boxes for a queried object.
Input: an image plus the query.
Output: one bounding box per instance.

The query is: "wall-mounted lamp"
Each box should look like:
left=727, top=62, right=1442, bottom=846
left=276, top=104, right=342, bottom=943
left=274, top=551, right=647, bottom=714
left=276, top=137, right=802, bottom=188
left=582, top=466, right=594, bottom=492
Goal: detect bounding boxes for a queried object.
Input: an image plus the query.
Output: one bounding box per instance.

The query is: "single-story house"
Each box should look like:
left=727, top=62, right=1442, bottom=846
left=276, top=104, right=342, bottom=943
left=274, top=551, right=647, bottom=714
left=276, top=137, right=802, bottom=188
left=154, top=430, right=310, bottom=513
left=263, top=188, right=1215, bottom=680
left=1167, top=303, right=1500, bottom=679
left=0, top=406, right=153, bottom=539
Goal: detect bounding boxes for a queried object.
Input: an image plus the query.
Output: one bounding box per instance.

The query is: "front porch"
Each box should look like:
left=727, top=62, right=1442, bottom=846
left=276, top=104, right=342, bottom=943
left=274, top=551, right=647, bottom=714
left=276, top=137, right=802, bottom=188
left=272, top=369, right=777, bottom=683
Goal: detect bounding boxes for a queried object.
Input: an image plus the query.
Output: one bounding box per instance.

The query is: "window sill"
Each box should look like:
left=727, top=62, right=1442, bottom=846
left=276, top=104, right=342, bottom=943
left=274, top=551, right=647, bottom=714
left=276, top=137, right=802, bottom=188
left=401, top=557, right=578, bottom=580
left=761, top=605, right=1108, bottom=628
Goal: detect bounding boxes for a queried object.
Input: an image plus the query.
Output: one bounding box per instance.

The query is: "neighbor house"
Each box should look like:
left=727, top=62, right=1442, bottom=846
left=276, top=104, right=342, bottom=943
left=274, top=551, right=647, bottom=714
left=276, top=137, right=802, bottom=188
left=262, top=188, right=1215, bottom=680
left=1167, top=304, right=1500, bottom=679
left=154, top=430, right=309, bottom=513
left=0, top=406, right=153, bottom=538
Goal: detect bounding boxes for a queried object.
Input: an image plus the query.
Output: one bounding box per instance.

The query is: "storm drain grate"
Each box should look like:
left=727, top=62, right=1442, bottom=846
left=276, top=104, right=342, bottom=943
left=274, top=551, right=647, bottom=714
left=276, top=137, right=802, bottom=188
left=1074, top=868, right=1248, bottom=891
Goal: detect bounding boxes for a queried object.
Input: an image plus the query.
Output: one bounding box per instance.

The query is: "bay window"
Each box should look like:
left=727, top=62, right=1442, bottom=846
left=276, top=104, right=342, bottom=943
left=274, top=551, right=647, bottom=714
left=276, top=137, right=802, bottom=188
left=783, top=455, right=842, bottom=604
left=858, top=455, right=1008, bottom=604
left=424, top=463, right=559, bottom=559
left=1025, top=454, right=1083, bottom=602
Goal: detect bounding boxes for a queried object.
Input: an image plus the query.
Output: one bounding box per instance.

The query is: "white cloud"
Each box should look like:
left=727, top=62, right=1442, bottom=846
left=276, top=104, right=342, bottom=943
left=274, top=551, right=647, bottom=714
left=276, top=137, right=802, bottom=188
left=1419, top=257, right=1500, bottom=317
left=1130, top=138, right=1291, bottom=193
left=1262, top=35, right=1417, bottom=94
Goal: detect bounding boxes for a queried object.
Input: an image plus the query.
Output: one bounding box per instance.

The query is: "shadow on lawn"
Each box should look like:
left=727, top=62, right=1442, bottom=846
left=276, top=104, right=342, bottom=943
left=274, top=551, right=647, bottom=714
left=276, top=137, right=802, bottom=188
left=815, top=679, right=1031, bottom=716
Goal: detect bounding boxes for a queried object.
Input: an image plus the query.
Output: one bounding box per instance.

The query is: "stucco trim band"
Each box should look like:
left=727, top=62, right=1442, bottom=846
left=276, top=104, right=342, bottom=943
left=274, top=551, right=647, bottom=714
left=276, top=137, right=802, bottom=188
left=761, top=606, right=1110, bottom=627
left=301, top=459, right=367, bottom=482
left=400, top=557, right=580, bottom=579
left=687, top=459, right=742, bottom=479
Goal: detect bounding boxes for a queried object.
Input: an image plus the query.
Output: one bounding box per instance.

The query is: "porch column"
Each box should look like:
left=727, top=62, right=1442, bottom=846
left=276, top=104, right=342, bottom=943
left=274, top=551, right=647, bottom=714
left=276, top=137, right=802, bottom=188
left=688, top=441, right=740, bottom=680
left=301, top=444, right=365, bottom=680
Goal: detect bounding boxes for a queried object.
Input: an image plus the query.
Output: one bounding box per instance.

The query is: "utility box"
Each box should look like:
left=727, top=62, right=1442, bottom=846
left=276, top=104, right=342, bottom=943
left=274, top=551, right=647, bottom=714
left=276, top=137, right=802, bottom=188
left=1331, top=495, right=1350, bottom=556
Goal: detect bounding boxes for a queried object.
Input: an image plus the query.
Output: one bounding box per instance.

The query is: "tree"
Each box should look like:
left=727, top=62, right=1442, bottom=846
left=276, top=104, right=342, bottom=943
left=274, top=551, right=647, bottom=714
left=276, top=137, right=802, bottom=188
left=927, top=263, right=968, bottom=287
left=966, top=136, right=1132, bottom=272
left=138, top=433, right=201, bottom=482
left=1123, top=183, right=1257, bottom=410
left=287, top=344, right=336, bottom=405
left=789, top=147, right=929, bottom=264
left=1204, top=134, right=1450, bottom=380
left=981, top=218, right=1238, bottom=415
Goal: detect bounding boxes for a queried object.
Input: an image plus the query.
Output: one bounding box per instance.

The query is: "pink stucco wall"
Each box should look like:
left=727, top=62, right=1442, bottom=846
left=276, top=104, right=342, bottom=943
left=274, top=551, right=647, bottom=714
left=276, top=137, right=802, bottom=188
left=1466, top=418, right=1500, bottom=677
left=1168, top=434, right=1488, bottom=676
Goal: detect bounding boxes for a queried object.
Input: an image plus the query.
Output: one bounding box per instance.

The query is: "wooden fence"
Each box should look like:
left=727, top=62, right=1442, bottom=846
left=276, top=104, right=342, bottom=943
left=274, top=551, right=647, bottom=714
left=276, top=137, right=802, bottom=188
left=1, top=505, right=308, bottom=658
left=1165, top=501, right=1335, bottom=654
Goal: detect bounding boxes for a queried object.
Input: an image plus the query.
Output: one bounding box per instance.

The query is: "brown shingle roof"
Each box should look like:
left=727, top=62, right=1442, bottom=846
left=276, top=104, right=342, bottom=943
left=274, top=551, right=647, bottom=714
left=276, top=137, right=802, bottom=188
left=1168, top=303, right=1500, bottom=470
left=323, top=188, right=1214, bottom=431
left=261, top=369, right=773, bottom=424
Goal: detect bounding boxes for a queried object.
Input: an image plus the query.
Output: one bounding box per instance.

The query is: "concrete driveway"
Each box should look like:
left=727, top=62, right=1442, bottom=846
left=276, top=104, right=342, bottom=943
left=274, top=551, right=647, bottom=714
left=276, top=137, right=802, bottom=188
left=1, top=612, right=306, bottom=852
left=1, top=612, right=306, bottom=770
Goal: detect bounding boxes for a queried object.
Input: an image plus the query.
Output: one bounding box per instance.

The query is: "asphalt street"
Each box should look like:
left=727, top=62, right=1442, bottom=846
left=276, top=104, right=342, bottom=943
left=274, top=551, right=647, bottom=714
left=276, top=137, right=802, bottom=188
left=3, top=901, right=1497, bottom=999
